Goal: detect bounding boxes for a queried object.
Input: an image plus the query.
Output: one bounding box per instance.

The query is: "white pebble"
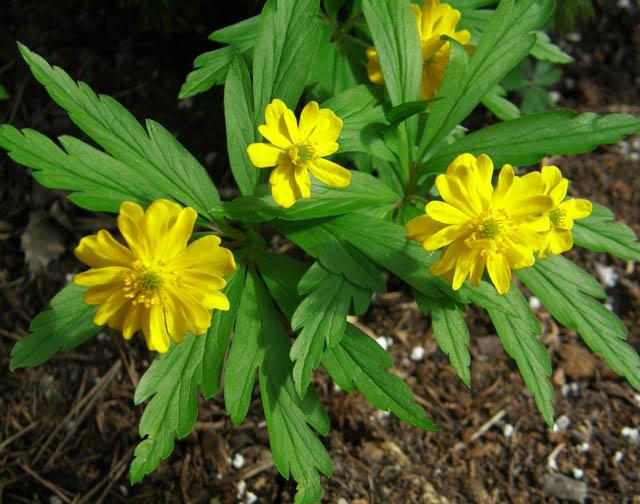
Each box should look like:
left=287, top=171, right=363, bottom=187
left=549, top=91, right=562, bottom=104
left=570, top=382, right=579, bottom=393
left=237, top=480, right=247, bottom=497
left=528, top=296, right=542, bottom=310
left=634, top=393, right=640, bottom=406
left=595, top=263, right=618, bottom=288
left=553, top=415, right=571, bottom=432
left=630, top=152, right=640, bottom=162
left=232, top=453, right=245, bottom=470
left=376, top=336, right=393, bottom=351
left=613, top=451, right=624, bottom=465
left=617, top=0, right=631, bottom=8
left=572, top=467, right=584, bottom=479
left=577, top=442, right=590, bottom=453
left=561, top=384, right=571, bottom=397
left=567, top=32, right=582, bottom=43
left=96, top=331, right=108, bottom=342
left=245, top=491, right=258, bottom=504
left=548, top=457, right=558, bottom=471
left=621, top=427, right=639, bottom=445
left=503, top=423, right=514, bottom=438
left=410, top=345, right=425, bottom=361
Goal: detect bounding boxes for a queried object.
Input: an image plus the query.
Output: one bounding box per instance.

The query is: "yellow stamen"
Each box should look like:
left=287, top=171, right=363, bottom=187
left=549, top=207, right=566, bottom=228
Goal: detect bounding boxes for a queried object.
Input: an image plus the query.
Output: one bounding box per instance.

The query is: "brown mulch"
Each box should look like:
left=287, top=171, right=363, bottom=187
left=1, top=2, right=639, bottom=503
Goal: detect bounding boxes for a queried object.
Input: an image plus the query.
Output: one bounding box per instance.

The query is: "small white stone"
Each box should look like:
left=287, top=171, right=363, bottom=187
left=237, top=480, right=247, bottom=497
left=621, top=427, right=639, bottom=445
left=410, top=345, right=425, bottom=361
left=634, top=393, right=640, bottom=406
left=337, top=499, right=349, bottom=504
left=561, top=384, right=571, bottom=397
left=549, top=91, right=562, bottom=104
left=572, top=467, right=584, bottom=480
left=177, top=97, right=194, bottom=109
left=577, top=442, right=590, bottom=453
left=613, top=451, right=624, bottom=465
left=570, top=382, right=579, bottom=393
left=595, top=263, right=618, bottom=288
left=376, top=336, right=393, bottom=350
left=65, top=273, right=74, bottom=284
left=617, top=0, right=631, bottom=8
left=96, top=331, right=108, bottom=342
left=232, top=453, right=245, bottom=470
left=245, top=491, right=258, bottom=504
left=529, top=296, right=542, bottom=310
left=548, top=457, right=558, bottom=471
left=503, top=424, right=514, bottom=438
left=553, top=415, right=571, bottom=432
left=567, top=32, right=582, bottom=43
left=630, top=152, right=640, bottom=162
left=49, top=497, right=63, bottom=504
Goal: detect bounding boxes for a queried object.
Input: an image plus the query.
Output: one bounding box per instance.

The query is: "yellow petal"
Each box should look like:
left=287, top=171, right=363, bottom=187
left=309, top=158, right=351, bottom=188
left=562, top=198, right=592, bottom=220
left=294, top=164, right=311, bottom=199
left=309, top=108, right=343, bottom=145
left=271, top=175, right=301, bottom=208
left=269, top=158, right=295, bottom=185
left=406, top=213, right=447, bottom=243
left=122, top=303, right=144, bottom=340
left=422, top=223, right=468, bottom=250
left=93, top=292, right=130, bottom=327
left=314, top=141, right=339, bottom=157
left=74, top=266, right=129, bottom=287
left=160, top=292, right=188, bottom=343
left=83, top=283, right=122, bottom=305
left=247, top=142, right=283, bottom=168
left=283, top=108, right=300, bottom=144
left=143, top=304, right=170, bottom=353
left=426, top=200, right=470, bottom=224
left=451, top=246, right=476, bottom=290
left=485, top=252, right=511, bottom=294
left=549, top=228, right=573, bottom=255
left=74, top=230, right=134, bottom=269
left=541, top=165, right=563, bottom=192
left=435, top=172, right=476, bottom=218
left=429, top=238, right=466, bottom=276
left=260, top=99, right=293, bottom=148
left=161, top=206, right=198, bottom=262
left=168, top=235, right=236, bottom=277
left=366, top=46, right=384, bottom=85
left=299, top=101, right=320, bottom=140
left=117, top=201, right=149, bottom=261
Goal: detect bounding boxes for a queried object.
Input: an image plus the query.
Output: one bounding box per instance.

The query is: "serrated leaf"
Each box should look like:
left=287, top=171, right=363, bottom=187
left=224, top=268, right=261, bottom=425
left=252, top=0, right=321, bottom=118
left=223, top=171, right=400, bottom=223
left=321, top=85, right=396, bottom=162
left=178, top=15, right=259, bottom=99
left=322, top=324, right=439, bottom=430
left=530, top=31, right=573, bottom=63
left=386, top=100, right=433, bottom=126
left=417, top=0, right=553, bottom=160
left=224, top=54, right=258, bottom=195
left=414, top=291, right=471, bottom=386
left=481, top=84, right=520, bottom=121
left=290, top=265, right=352, bottom=397
left=518, top=256, right=640, bottom=390
left=255, top=269, right=332, bottom=503
left=256, top=252, right=307, bottom=319
left=10, top=283, right=101, bottom=371
left=488, top=291, right=554, bottom=427
left=129, top=266, right=245, bottom=484
left=427, top=111, right=640, bottom=172
left=573, top=202, right=640, bottom=262
left=13, top=44, right=221, bottom=219
left=362, top=0, right=421, bottom=174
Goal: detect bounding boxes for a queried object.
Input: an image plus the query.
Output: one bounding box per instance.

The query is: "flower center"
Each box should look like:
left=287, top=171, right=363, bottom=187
left=548, top=206, right=566, bottom=228
left=479, top=218, right=502, bottom=239
left=123, top=261, right=165, bottom=308
left=288, top=142, right=316, bottom=166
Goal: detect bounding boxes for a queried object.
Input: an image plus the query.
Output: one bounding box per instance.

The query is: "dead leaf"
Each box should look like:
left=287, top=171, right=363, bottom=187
left=21, top=211, right=67, bottom=277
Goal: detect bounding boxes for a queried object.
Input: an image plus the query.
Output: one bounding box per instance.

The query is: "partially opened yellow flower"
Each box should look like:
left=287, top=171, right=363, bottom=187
left=537, top=165, right=592, bottom=259
left=246, top=99, right=351, bottom=208
left=366, top=0, right=471, bottom=101
left=73, top=199, right=236, bottom=353
left=407, top=154, right=554, bottom=294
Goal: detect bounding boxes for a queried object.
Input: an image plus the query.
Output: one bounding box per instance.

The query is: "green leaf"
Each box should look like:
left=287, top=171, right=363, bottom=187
left=0, top=84, right=10, bottom=100
left=224, top=54, right=258, bottom=195
left=530, top=31, right=573, bottom=63
left=223, top=171, right=400, bottom=222
left=255, top=269, right=332, bottom=503
left=10, top=283, right=101, bottom=371
left=362, top=0, right=421, bottom=174
left=321, top=85, right=396, bottom=162
left=488, top=290, right=554, bottom=427
left=414, top=291, right=471, bottom=386
left=322, top=324, right=439, bottom=430
left=14, top=44, right=221, bottom=219
left=418, top=0, right=553, bottom=160
left=517, top=255, right=640, bottom=390
left=385, top=100, right=433, bottom=126
left=290, top=264, right=352, bottom=397
left=256, top=252, right=307, bottom=319
left=520, top=86, right=552, bottom=115
left=0, top=127, right=163, bottom=213
left=427, top=111, right=640, bottom=172
left=224, top=267, right=261, bottom=425
left=129, top=266, right=245, bottom=483
left=274, top=218, right=386, bottom=293
left=252, top=0, right=321, bottom=118
left=178, top=15, right=259, bottom=99
left=481, top=84, right=520, bottom=121
left=573, top=202, right=640, bottom=262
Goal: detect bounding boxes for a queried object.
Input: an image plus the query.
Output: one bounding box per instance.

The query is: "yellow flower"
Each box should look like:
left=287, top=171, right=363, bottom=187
left=366, top=0, right=471, bottom=101
left=537, top=165, right=592, bottom=259
left=246, top=99, right=351, bottom=208
left=73, top=199, right=236, bottom=353
left=407, top=154, right=554, bottom=294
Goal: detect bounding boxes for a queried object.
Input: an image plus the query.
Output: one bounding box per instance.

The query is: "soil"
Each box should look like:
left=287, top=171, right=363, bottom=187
left=1, top=1, right=639, bottom=503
